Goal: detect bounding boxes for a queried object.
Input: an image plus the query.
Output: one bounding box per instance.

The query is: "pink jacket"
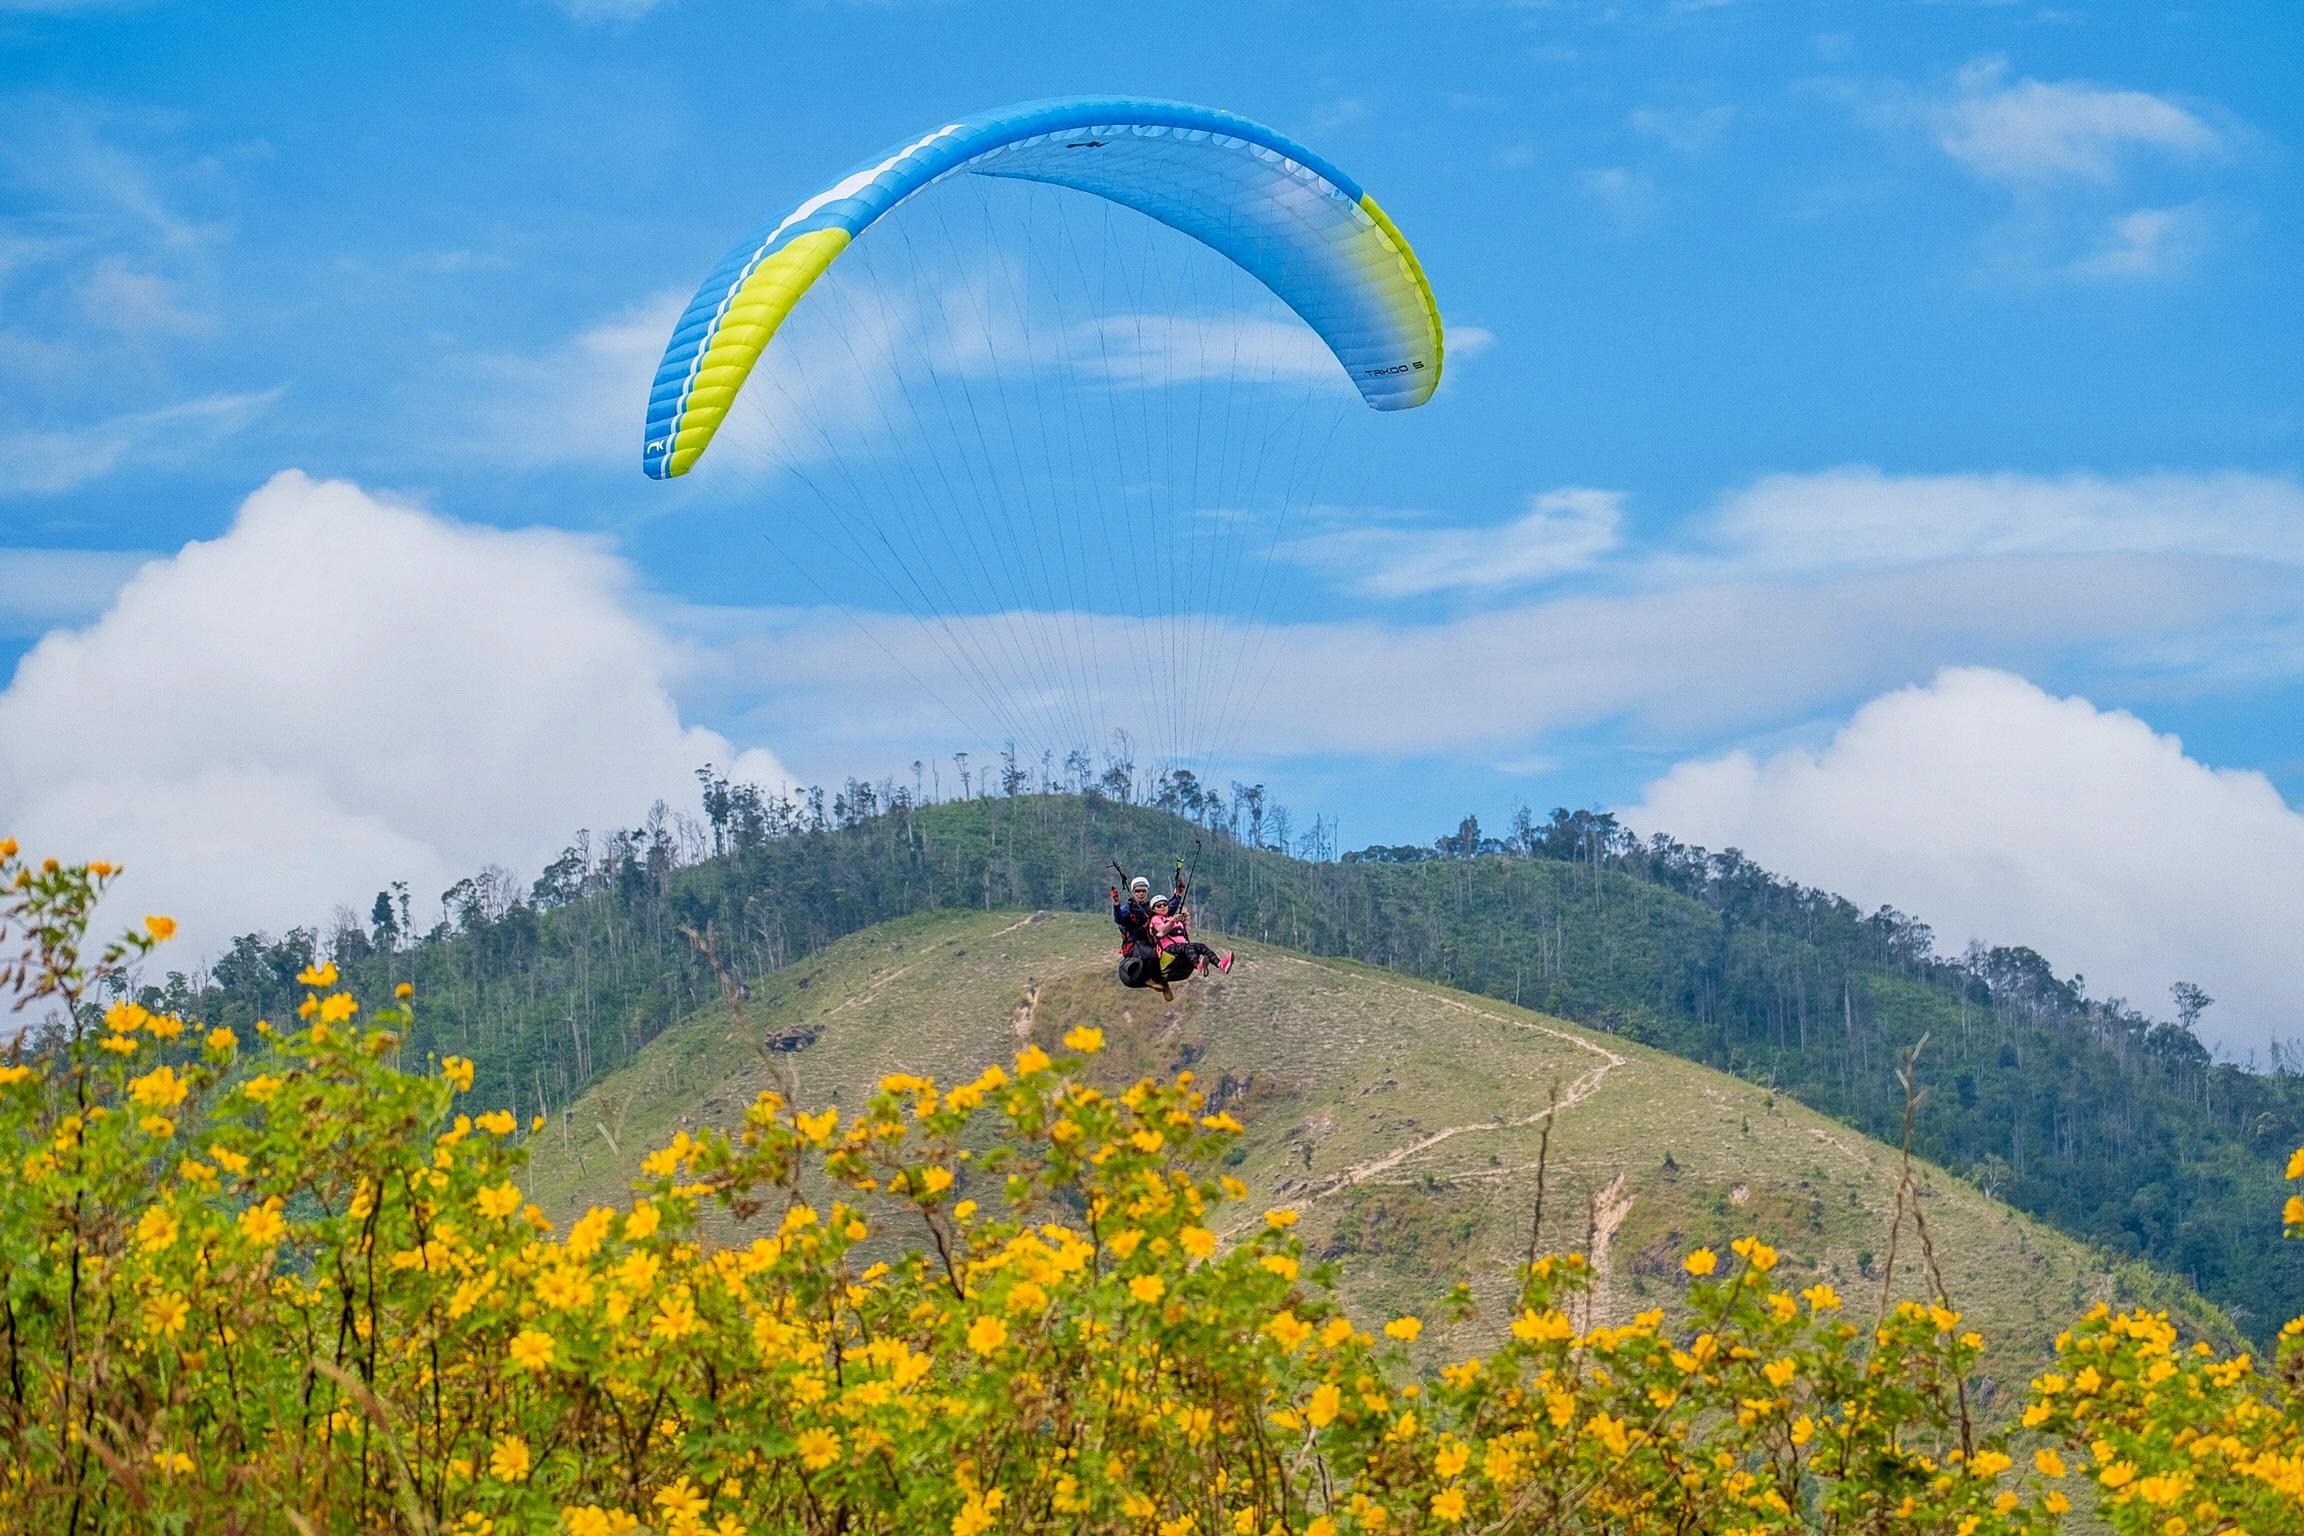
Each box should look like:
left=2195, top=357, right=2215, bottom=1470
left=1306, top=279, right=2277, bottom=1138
left=1149, top=910, right=1189, bottom=950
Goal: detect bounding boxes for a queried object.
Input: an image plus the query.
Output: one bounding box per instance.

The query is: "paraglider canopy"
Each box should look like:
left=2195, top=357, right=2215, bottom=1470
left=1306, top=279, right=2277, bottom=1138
left=643, top=95, right=1444, bottom=481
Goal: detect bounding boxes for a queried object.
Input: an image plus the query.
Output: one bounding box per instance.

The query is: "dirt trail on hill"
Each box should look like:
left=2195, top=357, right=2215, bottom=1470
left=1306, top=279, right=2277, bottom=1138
left=1261, top=956, right=1627, bottom=1204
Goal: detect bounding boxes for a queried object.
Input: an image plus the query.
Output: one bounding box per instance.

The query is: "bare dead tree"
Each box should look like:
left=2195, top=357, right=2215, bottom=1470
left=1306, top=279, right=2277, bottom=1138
left=1521, top=1080, right=1561, bottom=1277
left=1876, top=1033, right=1975, bottom=1457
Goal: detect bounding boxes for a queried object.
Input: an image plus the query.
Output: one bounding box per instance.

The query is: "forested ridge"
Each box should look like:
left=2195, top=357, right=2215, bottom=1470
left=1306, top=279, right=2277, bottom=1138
left=143, top=768, right=2304, bottom=1339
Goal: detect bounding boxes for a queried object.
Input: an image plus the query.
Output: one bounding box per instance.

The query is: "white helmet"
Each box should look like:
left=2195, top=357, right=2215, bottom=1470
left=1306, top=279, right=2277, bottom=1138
left=1130, top=876, right=1150, bottom=895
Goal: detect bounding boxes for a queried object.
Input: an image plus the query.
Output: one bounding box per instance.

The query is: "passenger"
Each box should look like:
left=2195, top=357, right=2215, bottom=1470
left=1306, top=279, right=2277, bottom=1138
left=1150, top=895, right=1232, bottom=976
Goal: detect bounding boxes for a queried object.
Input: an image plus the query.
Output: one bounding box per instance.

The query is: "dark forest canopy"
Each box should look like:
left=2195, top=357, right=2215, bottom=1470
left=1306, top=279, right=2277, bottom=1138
left=125, top=761, right=2304, bottom=1340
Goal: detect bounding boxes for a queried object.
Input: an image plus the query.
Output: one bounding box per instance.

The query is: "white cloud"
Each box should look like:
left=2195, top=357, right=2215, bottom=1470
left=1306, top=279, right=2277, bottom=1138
left=1871, top=59, right=2236, bottom=281
left=0, top=471, right=789, bottom=962
left=0, top=388, right=281, bottom=496
left=1691, top=465, right=2304, bottom=577
left=2063, top=203, right=2210, bottom=280
left=1935, top=56, right=2219, bottom=186
left=1448, top=325, right=1497, bottom=360
left=1625, top=668, right=2304, bottom=1054
left=1282, top=489, right=1623, bottom=598
left=1283, top=461, right=2304, bottom=603
left=703, top=537, right=2292, bottom=769
left=698, top=467, right=2303, bottom=765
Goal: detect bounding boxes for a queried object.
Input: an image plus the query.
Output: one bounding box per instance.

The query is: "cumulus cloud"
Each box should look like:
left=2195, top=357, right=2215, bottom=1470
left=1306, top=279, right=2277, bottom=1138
left=0, top=471, right=789, bottom=962
left=1281, top=489, right=1623, bottom=598
left=1935, top=57, right=2219, bottom=186
left=1625, top=669, right=2303, bottom=1055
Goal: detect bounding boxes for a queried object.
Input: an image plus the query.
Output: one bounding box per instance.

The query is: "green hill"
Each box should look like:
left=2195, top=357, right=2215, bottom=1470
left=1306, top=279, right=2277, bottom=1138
left=170, top=790, right=2304, bottom=1341
left=525, top=908, right=2236, bottom=1396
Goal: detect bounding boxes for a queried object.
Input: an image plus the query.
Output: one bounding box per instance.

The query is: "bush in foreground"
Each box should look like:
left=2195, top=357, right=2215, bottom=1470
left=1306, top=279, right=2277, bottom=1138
left=2, top=844, right=2299, bottom=1533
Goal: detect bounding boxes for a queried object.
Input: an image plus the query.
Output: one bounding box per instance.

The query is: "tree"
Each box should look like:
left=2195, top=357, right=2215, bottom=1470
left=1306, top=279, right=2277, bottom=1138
left=1439, top=814, right=1480, bottom=860
left=1153, top=769, right=1206, bottom=820
left=2171, top=981, right=2213, bottom=1033
left=531, top=843, right=587, bottom=908
left=697, top=766, right=733, bottom=857
left=370, top=890, right=399, bottom=952
left=1098, top=731, right=1135, bottom=804
left=1232, top=782, right=1266, bottom=848
left=328, top=905, right=373, bottom=967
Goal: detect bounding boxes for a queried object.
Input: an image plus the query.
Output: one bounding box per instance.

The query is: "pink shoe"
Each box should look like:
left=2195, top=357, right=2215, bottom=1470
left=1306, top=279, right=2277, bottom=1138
left=1218, top=953, right=1233, bottom=974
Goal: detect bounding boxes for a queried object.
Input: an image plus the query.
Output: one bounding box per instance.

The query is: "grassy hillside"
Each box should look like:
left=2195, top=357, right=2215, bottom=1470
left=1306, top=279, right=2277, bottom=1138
left=177, top=790, right=2304, bottom=1341
left=527, top=909, right=2236, bottom=1398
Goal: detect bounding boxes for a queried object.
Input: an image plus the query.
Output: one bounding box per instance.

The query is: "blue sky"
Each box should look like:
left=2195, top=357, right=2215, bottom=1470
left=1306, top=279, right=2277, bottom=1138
left=2, top=1, right=2300, bottom=1045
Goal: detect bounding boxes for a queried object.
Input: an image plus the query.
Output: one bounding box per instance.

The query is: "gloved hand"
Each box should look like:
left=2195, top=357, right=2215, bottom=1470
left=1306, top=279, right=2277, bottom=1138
left=1108, top=887, right=1119, bottom=904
